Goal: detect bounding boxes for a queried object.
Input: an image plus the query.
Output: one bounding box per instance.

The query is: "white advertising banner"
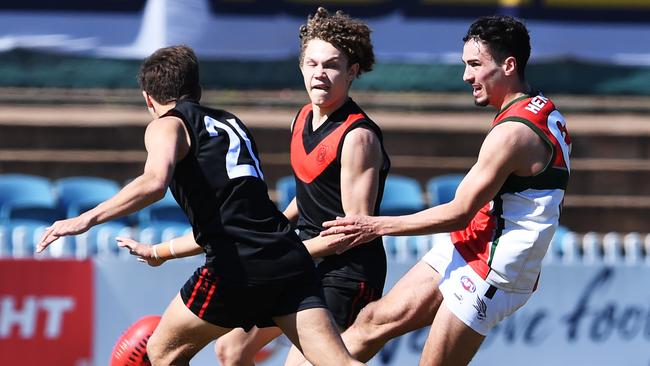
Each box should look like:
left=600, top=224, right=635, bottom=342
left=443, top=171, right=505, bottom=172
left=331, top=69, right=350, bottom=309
left=93, top=257, right=650, bottom=366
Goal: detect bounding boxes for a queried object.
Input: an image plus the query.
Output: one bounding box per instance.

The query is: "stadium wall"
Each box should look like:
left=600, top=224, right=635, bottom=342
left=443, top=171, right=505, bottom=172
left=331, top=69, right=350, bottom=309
left=1, top=256, right=649, bottom=365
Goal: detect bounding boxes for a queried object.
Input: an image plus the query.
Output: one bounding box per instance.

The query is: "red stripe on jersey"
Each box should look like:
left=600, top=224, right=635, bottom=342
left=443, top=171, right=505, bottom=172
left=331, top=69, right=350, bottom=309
left=198, top=277, right=219, bottom=318
left=346, top=282, right=367, bottom=327
left=451, top=203, right=497, bottom=279
left=290, top=104, right=365, bottom=183
left=186, top=268, right=208, bottom=308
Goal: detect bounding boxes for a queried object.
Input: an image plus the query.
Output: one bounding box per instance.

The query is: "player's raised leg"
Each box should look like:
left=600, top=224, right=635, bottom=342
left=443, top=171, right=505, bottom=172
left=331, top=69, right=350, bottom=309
left=340, top=261, right=443, bottom=362
left=215, top=327, right=283, bottom=366
left=418, top=300, right=485, bottom=366
left=147, top=294, right=233, bottom=365
left=274, top=307, right=364, bottom=366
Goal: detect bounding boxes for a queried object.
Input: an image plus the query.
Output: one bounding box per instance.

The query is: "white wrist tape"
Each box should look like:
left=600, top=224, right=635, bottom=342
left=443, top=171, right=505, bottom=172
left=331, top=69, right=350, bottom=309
left=152, top=244, right=160, bottom=260
left=169, top=239, right=178, bottom=258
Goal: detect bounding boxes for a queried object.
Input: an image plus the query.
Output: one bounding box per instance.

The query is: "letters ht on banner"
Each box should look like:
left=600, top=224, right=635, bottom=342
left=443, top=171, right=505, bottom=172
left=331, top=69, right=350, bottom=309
left=1, top=296, right=75, bottom=339
left=0, top=260, right=93, bottom=366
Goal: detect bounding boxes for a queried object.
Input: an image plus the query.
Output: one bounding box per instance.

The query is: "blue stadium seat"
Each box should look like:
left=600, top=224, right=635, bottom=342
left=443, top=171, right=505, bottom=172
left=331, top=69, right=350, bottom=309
left=550, top=225, right=570, bottom=253
left=543, top=224, right=571, bottom=264
left=45, top=235, right=76, bottom=259
left=382, top=234, right=432, bottom=262
left=623, top=232, right=643, bottom=265
left=275, top=175, right=296, bottom=211
left=1, top=221, right=49, bottom=258
left=75, top=222, right=134, bottom=258
left=426, top=174, right=464, bottom=207
left=54, top=176, right=120, bottom=218
left=380, top=175, right=425, bottom=215
left=139, top=223, right=193, bottom=245
left=0, top=174, right=59, bottom=224
left=581, top=231, right=602, bottom=264
left=0, top=225, right=8, bottom=257
left=136, top=189, right=188, bottom=227
left=602, top=232, right=624, bottom=264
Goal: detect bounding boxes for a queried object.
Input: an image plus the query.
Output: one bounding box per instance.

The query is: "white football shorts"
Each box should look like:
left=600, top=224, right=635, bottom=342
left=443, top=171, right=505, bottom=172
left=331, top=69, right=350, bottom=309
left=422, top=236, right=532, bottom=335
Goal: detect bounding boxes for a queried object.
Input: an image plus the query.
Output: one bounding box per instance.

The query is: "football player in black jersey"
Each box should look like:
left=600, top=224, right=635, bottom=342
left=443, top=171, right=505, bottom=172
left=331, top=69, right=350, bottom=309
left=215, top=7, right=390, bottom=366
left=36, top=45, right=364, bottom=366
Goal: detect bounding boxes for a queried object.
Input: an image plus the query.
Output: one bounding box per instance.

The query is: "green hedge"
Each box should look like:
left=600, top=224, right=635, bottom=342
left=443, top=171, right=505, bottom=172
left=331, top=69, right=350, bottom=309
left=2, top=50, right=649, bottom=95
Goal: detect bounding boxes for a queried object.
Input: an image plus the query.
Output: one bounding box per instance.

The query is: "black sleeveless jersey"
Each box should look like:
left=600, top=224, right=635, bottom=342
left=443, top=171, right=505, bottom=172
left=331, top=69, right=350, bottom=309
left=163, top=100, right=315, bottom=284
left=290, top=98, right=390, bottom=289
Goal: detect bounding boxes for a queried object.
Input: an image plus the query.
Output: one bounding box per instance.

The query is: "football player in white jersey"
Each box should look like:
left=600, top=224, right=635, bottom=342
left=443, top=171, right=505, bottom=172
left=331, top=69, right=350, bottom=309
left=306, top=15, right=572, bottom=366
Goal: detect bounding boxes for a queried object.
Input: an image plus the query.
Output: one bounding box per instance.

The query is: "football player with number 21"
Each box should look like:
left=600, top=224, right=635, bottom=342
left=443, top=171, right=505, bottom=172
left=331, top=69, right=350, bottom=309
left=36, top=44, right=364, bottom=366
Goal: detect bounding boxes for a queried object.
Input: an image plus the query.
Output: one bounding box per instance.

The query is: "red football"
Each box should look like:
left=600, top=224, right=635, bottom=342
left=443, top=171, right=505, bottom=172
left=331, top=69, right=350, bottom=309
left=110, top=315, right=162, bottom=366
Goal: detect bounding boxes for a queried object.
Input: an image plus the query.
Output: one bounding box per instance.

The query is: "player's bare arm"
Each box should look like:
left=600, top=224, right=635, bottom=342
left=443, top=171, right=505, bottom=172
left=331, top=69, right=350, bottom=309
left=36, top=116, right=190, bottom=252
left=302, top=127, right=383, bottom=256
left=117, top=232, right=204, bottom=267
left=340, top=128, right=382, bottom=216
left=322, top=121, right=547, bottom=247
left=283, top=197, right=300, bottom=224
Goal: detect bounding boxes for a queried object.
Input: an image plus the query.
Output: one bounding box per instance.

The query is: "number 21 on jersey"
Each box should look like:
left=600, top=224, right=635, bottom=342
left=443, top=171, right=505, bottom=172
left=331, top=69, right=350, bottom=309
left=203, top=116, right=264, bottom=180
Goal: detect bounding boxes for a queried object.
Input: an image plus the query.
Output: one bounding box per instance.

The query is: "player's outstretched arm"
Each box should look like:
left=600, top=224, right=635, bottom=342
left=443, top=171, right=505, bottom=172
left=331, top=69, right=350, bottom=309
left=117, top=232, right=204, bottom=266
left=322, top=123, right=531, bottom=248
left=36, top=116, right=190, bottom=253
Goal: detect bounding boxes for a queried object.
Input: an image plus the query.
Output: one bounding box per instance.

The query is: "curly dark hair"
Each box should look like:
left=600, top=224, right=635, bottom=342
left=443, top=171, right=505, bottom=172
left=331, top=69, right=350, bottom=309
left=137, top=45, right=202, bottom=104
left=463, top=15, right=531, bottom=80
left=299, top=7, right=374, bottom=77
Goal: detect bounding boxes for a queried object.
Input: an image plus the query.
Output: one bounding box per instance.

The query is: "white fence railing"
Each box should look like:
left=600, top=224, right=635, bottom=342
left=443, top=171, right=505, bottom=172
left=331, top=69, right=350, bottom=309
left=3, top=223, right=648, bottom=265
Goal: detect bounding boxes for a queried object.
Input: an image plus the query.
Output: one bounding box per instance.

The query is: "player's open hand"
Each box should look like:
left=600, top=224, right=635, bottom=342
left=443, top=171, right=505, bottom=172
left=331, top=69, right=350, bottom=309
left=36, top=215, right=93, bottom=253
left=116, top=237, right=165, bottom=267
left=321, top=214, right=380, bottom=253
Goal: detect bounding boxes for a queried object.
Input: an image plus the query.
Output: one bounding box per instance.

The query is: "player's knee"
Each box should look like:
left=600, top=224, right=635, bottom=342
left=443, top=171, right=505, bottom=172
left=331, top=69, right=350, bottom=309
left=351, top=302, right=387, bottom=341
left=215, top=339, right=252, bottom=366
left=145, top=334, right=165, bottom=364
left=365, top=300, right=394, bottom=325
left=353, top=299, right=410, bottom=343
left=214, top=340, right=227, bottom=364
left=146, top=332, right=190, bottom=365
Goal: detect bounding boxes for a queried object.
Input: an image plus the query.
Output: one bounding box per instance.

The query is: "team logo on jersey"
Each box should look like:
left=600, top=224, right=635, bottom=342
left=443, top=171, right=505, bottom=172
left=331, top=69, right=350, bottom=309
left=474, top=296, right=487, bottom=321
left=316, top=145, right=330, bottom=164
left=460, top=276, right=476, bottom=293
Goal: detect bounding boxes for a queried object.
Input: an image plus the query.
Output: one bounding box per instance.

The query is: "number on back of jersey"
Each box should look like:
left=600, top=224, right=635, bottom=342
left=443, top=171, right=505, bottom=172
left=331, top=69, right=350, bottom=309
left=203, top=116, right=264, bottom=180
